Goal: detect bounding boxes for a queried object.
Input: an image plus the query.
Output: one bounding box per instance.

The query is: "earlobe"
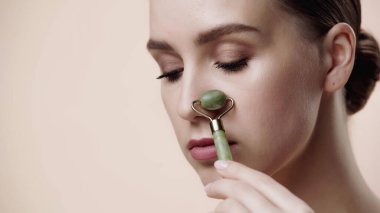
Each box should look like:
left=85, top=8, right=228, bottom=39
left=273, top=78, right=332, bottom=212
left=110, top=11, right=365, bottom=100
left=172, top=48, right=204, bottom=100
left=323, top=23, right=356, bottom=92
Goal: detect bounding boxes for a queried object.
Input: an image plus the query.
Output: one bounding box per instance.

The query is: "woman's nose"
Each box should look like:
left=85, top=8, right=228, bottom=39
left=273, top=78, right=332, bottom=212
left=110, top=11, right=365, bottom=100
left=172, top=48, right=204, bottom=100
left=176, top=84, right=201, bottom=122
left=176, top=70, right=209, bottom=123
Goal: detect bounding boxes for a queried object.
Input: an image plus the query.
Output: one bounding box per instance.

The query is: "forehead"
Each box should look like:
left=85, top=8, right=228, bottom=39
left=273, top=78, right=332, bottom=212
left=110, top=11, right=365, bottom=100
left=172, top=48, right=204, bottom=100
left=149, top=0, right=280, bottom=41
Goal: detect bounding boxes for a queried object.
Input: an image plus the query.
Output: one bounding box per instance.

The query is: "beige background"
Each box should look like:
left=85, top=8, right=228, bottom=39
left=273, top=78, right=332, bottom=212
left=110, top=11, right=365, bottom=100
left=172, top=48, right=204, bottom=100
left=0, top=0, right=379, bottom=212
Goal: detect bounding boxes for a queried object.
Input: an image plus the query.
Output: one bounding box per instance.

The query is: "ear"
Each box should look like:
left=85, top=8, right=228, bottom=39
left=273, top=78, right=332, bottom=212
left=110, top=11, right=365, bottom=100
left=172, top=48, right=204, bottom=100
left=322, top=23, right=356, bottom=92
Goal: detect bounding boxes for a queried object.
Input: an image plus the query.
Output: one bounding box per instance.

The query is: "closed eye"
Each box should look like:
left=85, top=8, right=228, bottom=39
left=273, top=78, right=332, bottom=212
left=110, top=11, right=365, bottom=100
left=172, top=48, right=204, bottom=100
left=215, top=57, right=249, bottom=72
left=156, top=68, right=184, bottom=83
left=156, top=58, right=249, bottom=83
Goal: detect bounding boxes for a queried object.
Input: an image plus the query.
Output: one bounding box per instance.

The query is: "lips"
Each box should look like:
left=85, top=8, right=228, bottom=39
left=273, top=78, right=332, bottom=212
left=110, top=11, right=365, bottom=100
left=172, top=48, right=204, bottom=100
left=187, top=138, right=215, bottom=150
left=187, top=138, right=237, bottom=160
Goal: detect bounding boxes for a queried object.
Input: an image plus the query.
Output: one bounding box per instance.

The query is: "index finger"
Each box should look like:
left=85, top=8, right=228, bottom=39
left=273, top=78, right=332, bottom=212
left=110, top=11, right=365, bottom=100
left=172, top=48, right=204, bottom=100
left=214, top=160, right=313, bottom=211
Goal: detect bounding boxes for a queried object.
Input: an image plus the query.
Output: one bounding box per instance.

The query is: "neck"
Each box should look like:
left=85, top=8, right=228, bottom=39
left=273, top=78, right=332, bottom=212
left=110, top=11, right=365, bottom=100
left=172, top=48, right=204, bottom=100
left=272, top=91, right=380, bottom=212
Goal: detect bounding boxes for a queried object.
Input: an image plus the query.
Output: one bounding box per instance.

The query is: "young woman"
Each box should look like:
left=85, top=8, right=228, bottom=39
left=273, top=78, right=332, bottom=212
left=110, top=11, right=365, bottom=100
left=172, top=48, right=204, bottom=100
left=147, top=0, right=380, bottom=212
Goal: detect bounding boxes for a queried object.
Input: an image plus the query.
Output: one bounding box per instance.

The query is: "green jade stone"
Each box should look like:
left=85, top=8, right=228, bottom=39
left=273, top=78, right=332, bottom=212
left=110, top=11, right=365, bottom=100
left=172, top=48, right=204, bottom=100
left=213, top=130, right=233, bottom=160
left=200, top=90, right=227, bottom=110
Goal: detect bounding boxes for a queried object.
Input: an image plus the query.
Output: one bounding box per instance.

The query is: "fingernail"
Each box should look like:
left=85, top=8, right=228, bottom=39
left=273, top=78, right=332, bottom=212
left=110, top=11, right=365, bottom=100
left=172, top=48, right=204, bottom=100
left=214, top=160, right=228, bottom=170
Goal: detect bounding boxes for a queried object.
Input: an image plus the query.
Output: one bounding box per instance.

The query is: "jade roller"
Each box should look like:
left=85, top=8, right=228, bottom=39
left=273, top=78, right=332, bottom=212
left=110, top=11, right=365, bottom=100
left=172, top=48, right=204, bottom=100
left=191, top=90, right=235, bottom=160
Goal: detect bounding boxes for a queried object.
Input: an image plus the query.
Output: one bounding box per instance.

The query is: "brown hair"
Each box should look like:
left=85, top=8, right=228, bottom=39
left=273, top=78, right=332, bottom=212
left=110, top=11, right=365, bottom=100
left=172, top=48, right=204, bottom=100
left=277, top=0, right=380, bottom=114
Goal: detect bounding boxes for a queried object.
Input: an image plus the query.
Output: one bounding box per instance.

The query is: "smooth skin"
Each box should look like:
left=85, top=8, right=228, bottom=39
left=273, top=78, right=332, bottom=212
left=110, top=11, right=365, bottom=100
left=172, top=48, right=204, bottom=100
left=148, top=0, right=380, bottom=212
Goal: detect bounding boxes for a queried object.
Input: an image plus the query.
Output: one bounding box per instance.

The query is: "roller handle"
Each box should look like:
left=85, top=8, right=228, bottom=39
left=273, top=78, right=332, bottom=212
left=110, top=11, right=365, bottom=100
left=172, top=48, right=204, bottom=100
left=213, top=130, right=233, bottom=161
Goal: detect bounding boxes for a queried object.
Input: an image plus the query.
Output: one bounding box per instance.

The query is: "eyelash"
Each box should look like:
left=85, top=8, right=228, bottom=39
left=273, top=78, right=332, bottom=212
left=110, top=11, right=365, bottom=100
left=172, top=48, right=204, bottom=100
left=156, top=68, right=184, bottom=83
left=156, top=58, right=249, bottom=83
left=214, top=57, right=249, bottom=72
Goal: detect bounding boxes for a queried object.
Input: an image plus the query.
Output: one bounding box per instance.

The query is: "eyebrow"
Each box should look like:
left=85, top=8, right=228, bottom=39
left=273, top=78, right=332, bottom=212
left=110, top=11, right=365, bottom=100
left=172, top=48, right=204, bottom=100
left=196, top=23, right=260, bottom=45
left=146, top=40, right=174, bottom=51
left=146, top=23, right=260, bottom=51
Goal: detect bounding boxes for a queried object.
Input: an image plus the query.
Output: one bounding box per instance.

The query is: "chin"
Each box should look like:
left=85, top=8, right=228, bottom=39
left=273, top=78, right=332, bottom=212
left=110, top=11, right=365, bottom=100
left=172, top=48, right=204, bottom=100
left=195, top=164, right=223, bottom=186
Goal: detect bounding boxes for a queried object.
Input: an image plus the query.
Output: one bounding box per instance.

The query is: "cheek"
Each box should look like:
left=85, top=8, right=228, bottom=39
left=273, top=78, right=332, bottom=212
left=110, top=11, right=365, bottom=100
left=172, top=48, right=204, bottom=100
left=161, top=87, right=181, bottom=137
left=160, top=86, right=189, bottom=151
left=231, top=51, right=322, bottom=173
left=260, top=59, right=320, bottom=137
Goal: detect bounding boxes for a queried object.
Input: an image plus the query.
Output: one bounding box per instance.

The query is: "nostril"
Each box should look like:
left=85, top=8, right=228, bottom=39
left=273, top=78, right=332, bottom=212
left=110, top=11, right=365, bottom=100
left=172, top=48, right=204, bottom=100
left=176, top=100, right=200, bottom=121
left=192, top=115, right=209, bottom=123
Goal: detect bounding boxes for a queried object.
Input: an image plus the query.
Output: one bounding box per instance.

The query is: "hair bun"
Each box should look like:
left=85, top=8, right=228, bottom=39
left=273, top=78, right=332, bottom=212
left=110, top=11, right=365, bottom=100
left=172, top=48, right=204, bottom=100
left=345, top=29, right=380, bottom=114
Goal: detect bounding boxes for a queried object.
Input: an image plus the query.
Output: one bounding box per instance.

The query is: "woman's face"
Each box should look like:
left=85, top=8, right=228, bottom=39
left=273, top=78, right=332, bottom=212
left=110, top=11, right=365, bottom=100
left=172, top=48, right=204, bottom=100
left=148, top=0, right=325, bottom=185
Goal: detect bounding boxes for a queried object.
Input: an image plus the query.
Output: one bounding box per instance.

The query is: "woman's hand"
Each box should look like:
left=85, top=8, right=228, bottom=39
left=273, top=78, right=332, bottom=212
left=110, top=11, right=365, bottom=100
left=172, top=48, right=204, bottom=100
left=205, top=160, right=314, bottom=213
